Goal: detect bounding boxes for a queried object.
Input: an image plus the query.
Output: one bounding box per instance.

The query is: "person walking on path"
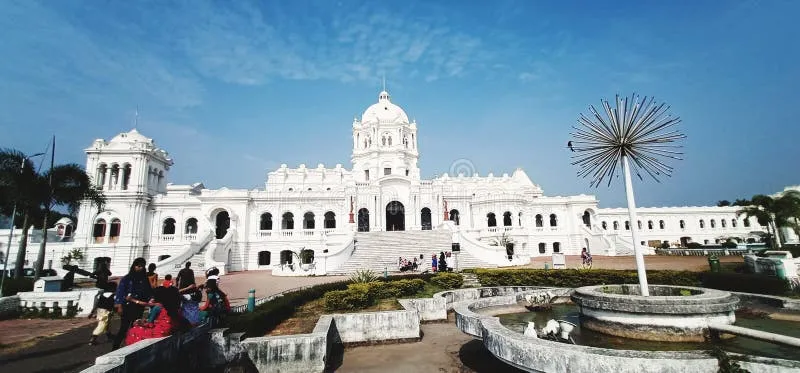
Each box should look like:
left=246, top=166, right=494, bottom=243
left=112, top=258, right=153, bottom=350
left=432, top=254, right=438, bottom=273
left=89, top=282, right=116, bottom=346
left=176, top=262, right=196, bottom=291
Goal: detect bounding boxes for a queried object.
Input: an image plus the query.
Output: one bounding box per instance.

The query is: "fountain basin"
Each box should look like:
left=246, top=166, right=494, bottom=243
left=571, top=284, right=739, bottom=342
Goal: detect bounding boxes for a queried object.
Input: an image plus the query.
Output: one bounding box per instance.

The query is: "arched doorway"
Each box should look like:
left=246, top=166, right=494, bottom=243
left=386, top=201, right=405, bottom=231
left=582, top=211, right=591, bottom=227
left=421, top=208, right=432, bottom=230
left=358, top=208, right=370, bottom=232
left=215, top=211, right=230, bottom=239
left=449, top=209, right=460, bottom=225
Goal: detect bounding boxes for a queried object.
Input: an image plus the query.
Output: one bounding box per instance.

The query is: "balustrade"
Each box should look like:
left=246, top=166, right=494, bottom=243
left=184, top=234, right=197, bottom=241
left=160, top=234, right=175, bottom=242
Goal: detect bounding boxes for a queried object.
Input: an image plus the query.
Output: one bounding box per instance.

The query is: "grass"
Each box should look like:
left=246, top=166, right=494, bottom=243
left=267, top=283, right=448, bottom=336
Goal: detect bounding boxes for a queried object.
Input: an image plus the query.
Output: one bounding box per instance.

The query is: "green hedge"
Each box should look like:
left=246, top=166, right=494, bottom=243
left=473, top=269, right=701, bottom=288
left=324, top=279, right=426, bottom=311
left=1, top=277, right=34, bottom=296
left=700, top=272, right=790, bottom=295
left=473, top=269, right=794, bottom=296
left=430, top=273, right=463, bottom=289
left=224, top=280, right=350, bottom=337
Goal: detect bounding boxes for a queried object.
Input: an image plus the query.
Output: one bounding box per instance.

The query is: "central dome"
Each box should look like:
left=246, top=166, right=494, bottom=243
left=361, top=90, right=410, bottom=124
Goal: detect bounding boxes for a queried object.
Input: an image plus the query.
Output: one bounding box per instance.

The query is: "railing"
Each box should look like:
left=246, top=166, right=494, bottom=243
left=184, top=234, right=197, bottom=241
left=256, top=228, right=342, bottom=239
left=160, top=234, right=176, bottom=242
left=230, top=285, right=313, bottom=313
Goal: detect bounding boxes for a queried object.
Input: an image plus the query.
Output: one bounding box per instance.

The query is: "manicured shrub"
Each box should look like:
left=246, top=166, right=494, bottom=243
left=388, top=279, right=425, bottom=296
left=687, top=242, right=703, bottom=249
left=1, top=277, right=34, bottom=296
left=700, top=272, right=790, bottom=295
left=431, top=273, right=463, bottom=289
left=473, top=269, right=701, bottom=288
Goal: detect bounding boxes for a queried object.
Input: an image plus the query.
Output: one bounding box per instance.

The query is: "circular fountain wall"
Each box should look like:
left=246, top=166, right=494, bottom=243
left=571, top=284, right=739, bottom=342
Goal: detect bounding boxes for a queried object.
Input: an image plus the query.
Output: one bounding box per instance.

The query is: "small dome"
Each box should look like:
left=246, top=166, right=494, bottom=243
left=361, top=90, right=409, bottom=124
left=55, top=217, right=74, bottom=226
left=109, top=129, right=153, bottom=144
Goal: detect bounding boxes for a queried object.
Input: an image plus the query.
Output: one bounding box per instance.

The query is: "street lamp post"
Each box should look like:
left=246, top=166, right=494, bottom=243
left=1, top=152, right=45, bottom=297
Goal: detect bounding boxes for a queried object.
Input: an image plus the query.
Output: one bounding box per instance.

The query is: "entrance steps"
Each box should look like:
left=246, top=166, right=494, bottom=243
left=328, top=230, right=494, bottom=275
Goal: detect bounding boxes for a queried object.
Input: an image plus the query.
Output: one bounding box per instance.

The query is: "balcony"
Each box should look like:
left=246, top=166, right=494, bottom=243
left=256, top=228, right=342, bottom=240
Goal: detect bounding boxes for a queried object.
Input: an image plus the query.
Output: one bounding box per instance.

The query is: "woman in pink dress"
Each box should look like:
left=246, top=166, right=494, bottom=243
left=124, top=286, right=187, bottom=346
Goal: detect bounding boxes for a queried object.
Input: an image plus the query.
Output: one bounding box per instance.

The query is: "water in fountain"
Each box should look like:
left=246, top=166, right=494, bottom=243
left=498, top=303, right=800, bottom=361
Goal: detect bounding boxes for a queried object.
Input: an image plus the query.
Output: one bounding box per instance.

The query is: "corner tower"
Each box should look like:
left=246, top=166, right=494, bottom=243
left=351, top=90, right=419, bottom=181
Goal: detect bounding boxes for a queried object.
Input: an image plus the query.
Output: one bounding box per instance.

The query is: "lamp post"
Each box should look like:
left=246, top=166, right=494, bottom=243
left=1, top=152, right=45, bottom=297
left=569, top=94, right=684, bottom=297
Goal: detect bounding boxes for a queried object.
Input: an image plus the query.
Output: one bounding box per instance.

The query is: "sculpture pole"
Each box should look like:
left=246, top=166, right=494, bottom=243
left=623, top=155, right=649, bottom=296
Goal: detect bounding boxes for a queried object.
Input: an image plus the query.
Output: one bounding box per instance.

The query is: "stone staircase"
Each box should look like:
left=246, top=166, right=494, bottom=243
left=461, top=272, right=481, bottom=288
left=328, top=230, right=494, bottom=275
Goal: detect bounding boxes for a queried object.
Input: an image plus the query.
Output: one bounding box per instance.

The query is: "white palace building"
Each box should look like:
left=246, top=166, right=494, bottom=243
left=1, top=90, right=779, bottom=277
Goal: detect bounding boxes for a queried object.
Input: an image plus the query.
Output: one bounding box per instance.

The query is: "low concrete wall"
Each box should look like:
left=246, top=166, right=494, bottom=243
left=330, top=310, right=420, bottom=344
left=80, top=323, right=212, bottom=373
left=398, top=297, right=447, bottom=321
left=0, top=295, right=20, bottom=319
left=241, top=333, right=328, bottom=373
left=434, top=286, right=548, bottom=310
left=18, top=288, right=101, bottom=317
left=732, top=291, right=800, bottom=311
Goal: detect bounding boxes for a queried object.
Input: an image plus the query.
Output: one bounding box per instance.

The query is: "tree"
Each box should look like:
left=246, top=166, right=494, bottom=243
left=717, top=200, right=731, bottom=207
left=737, top=191, right=800, bottom=249
left=0, top=149, right=104, bottom=279
left=732, top=199, right=750, bottom=207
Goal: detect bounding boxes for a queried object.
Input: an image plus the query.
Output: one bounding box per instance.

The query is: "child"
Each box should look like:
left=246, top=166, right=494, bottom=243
left=199, top=279, right=230, bottom=327
left=89, top=282, right=117, bottom=345
left=162, top=274, right=174, bottom=288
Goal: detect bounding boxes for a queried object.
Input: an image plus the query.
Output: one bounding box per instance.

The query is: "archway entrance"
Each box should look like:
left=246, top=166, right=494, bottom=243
left=582, top=211, right=591, bottom=227
left=386, top=201, right=405, bottom=231
left=358, top=208, right=370, bottom=232
left=215, top=211, right=230, bottom=239
left=421, top=208, right=432, bottom=230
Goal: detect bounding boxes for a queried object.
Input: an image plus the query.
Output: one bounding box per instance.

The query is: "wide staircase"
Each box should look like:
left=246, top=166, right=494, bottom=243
left=328, top=230, right=493, bottom=275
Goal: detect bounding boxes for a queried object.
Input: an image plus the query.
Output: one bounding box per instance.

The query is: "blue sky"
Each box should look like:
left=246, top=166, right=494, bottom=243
left=1, top=0, right=798, bottom=208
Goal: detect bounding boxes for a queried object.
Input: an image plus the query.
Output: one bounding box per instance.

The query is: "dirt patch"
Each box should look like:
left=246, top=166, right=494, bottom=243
left=268, top=298, right=403, bottom=336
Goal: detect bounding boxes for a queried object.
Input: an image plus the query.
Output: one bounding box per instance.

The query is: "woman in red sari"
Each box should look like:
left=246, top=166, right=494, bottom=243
left=125, top=286, right=187, bottom=346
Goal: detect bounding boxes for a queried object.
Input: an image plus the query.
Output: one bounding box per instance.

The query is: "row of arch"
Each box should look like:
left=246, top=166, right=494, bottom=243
left=356, top=133, right=415, bottom=150
left=92, top=218, right=122, bottom=243
left=96, top=163, right=132, bottom=191
left=258, top=212, right=337, bottom=230
left=601, top=217, right=751, bottom=231
left=256, top=250, right=314, bottom=266
left=161, top=217, right=199, bottom=235
left=486, top=212, right=558, bottom=228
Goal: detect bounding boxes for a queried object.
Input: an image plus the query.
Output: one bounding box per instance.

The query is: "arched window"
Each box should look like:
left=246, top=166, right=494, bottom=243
left=659, top=220, right=665, bottom=229
left=535, top=214, right=543, bottom=227
left=553, top=242, right=561, bottom=253
left=710, top=219, right=716, bottom=228
left=421, top=208, right=432, bottom=230
left=258, top=251, right=271, bottom=266
left=185, top=218, right=198, bottom=234
left=601, top=221, right=607, bottom=230
left=680, top=220, right=686, bottom=229
left=731, top=219, right=737, bottom=228
left=538, top=242, right=546, bottom=254
left=699, top=219, right=705, bottom=229
left=324, top=212, right=336, bottom=229
left=518, top=212, right=523, bottom=226
left=487, top=213, right=497, bottom=227
left=96, top=163, right=107, bottom=188
left=403, top=137, right=408, bottom=148
left=303, top=212, right=315, bottom=229
left=280, top=250, right=293, bottom=264
left=162, top=218, right=176, bottom=235
left=647, top=220, right=653, bottom=230
left=625, top=221, right=630, bottom=230
left=260, top=213, right=273, bottom=230
left=110, top=164, right=120, bottom=190
left=122, top=164, right=132, bottom=190
left=388, top=136, right=392, bottom=146
left=282, top=212, right=294, bottom=230
left=382, top=136, right=387, bottom=146
left=743, top=218, right=750, bottom=227
left=637, top=220, right=642, bottom=230
left=93, top=219, right=107, bottom=243
left=549, top=214, right=558, bottom=227
left=64, top=225, right=74, bottom=237
left=449, top=209, right=460, bottom=225
left=300, top=249, right=314, bottom=264
left=503, top=211, right=512, bottom=227
left=109, top=219, right=121, bottom=243
left=721, top=219, right=726, bottom=228
left=613, top=221, right=619, bottom=230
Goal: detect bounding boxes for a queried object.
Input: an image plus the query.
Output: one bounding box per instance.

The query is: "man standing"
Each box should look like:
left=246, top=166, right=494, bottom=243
left=176, top=262, right=196, bottom=291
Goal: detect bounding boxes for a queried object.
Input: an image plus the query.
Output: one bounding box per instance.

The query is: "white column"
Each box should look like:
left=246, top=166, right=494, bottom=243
left=623, top=155, right=649, bottom=296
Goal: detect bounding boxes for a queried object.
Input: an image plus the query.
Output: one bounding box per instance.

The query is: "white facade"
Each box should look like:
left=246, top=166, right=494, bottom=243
left=7, top=90, right=769, bottom=276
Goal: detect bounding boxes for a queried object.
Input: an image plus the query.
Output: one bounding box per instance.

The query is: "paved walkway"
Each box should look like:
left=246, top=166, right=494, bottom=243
left=520, top=254, right=743, bottom=271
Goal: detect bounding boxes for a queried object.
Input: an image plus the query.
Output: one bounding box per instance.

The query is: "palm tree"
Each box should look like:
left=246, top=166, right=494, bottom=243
left=737, top=191, right=800, bottom=249
left=0, top=148, right=104, bottom=279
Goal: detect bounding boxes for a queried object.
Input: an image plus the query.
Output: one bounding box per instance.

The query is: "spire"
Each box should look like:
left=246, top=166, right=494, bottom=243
left=382, top=74, right=386, bottom=92
left=134, top=105, right=139, bottom=129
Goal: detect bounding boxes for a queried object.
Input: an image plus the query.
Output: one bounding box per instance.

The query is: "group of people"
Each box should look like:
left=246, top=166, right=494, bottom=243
left=88, top=259, right=230, bottom=350
left=397, top=251, right=452, bottom=273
